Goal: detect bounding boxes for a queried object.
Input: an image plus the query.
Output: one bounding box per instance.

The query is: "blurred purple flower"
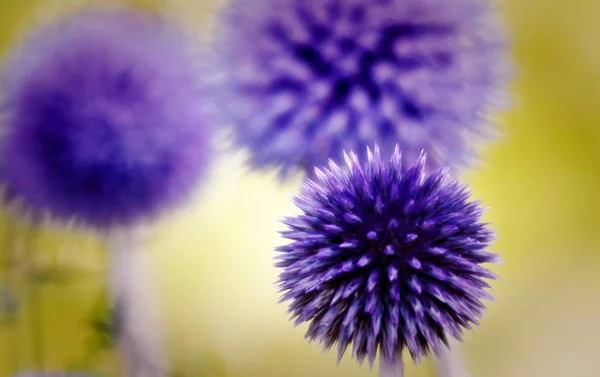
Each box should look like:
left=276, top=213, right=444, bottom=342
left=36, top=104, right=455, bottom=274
left=0, top=7, right=212, bottom=228
left=216, top=0, right=510, bottom=176
left=276, top=145, right=498, bottom=365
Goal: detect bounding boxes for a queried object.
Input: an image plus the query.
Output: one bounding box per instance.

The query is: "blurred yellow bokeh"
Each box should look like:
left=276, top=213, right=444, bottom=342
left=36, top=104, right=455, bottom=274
left=1, top=0, right=600, bottom=376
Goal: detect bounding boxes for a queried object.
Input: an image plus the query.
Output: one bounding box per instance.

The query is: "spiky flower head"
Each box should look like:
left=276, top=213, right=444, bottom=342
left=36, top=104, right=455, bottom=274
left=216, top=0, right=510, bottom=176
left=276, top=145, right=498, bottom=365
left=0, top=6, right=212, bottom=229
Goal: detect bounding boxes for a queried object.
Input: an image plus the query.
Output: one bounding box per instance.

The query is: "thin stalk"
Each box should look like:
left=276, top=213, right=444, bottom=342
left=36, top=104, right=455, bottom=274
left=435, top=343, right=471, bottom=377
left=24, top=225, right=43, bottom=370
left=1, top=217, right=19, bottom=374
left=379, top=354, right=404, bottom=377
left=108, top=229, right=167, bottom=377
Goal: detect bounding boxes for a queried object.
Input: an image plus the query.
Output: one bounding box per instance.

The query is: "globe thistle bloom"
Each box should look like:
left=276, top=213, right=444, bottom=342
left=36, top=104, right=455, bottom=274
left=0, top=7, right=212, bottom=228
left=276, top=145, right=498, bottom=366
left=216, top=0, right=510, bottom=176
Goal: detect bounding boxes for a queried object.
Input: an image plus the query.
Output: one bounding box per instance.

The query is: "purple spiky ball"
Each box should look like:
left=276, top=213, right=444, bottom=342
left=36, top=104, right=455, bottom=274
left=0, top=7, right=212, bottom=228
left=216, top=0, right=510, bottom=176
left=276, top=145, right=498, bottom=365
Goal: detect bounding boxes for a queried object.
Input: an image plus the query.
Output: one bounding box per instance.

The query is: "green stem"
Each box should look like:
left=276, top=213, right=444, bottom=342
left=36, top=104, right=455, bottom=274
left=24, top=225, right=44, bottom=370
left=1, top=217, right=19, bottom=374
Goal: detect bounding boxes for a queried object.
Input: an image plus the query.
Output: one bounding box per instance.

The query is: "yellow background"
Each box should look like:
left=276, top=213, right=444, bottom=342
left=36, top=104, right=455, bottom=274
left=1, top=0, right=600, bottom=376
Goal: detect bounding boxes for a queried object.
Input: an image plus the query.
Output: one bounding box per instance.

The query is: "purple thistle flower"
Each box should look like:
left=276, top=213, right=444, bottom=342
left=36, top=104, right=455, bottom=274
left=276, top=145, right=498, bottom=365
left=215, top=0, right=510, bottom=176
left=0, top=7, right=212, bottom=228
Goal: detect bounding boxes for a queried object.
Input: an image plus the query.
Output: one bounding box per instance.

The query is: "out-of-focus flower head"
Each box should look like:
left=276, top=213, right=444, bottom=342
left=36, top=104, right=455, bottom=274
left=215, top=0, right=510, bottom=177
left=276, top=145, right=498, bottom=365
left=0, top=6, right=213, bottom=229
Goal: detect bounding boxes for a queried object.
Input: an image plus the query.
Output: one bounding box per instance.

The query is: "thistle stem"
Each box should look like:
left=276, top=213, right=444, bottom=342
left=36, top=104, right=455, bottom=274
left=1, top=218, right=19, bottom=374
left=108, top=229, right=167, bottom=377
left=24, top=229, right=43, bottom=370
left=435, top=343, right=470, bottom=377
left=379, top=354, right=404, bottom=377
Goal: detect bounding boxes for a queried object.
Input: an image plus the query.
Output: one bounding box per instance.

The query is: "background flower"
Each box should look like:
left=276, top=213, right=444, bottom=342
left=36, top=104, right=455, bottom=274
left=215, top=0, right=509, bottom=176
left=0, top=5, right=212, bottom=228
